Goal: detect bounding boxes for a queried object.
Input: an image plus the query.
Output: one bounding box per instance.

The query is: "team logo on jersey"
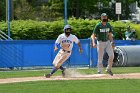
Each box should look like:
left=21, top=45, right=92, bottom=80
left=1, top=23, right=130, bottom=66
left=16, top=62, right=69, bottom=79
left=100, top=28, right=110, bottom=32
left=62, top=40, right=72, bottom=44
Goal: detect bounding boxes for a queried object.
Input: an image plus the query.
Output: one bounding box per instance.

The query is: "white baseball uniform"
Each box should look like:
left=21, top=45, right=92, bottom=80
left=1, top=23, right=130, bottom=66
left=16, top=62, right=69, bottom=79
left=53, top=33, right=79, bottom=68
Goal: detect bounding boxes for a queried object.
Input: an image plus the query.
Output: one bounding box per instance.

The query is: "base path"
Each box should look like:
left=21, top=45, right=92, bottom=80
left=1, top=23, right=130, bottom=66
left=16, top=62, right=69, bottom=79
left=0, top=73, right=140, bottom=84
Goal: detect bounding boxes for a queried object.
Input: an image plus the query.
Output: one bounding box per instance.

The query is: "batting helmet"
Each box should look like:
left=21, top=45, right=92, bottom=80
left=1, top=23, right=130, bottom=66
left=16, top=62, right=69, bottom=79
left=64, top=25, right=71, bottom=31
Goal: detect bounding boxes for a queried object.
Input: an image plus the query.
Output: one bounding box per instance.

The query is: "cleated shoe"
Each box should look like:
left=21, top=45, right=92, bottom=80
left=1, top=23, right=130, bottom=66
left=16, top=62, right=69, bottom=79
left=44, top=74, right=52, bottom=78
left=106, top=70, right=113, bottom=76
left=62, top=69, right=66, bottom=77
left=98, top=71, right=102, bottom=74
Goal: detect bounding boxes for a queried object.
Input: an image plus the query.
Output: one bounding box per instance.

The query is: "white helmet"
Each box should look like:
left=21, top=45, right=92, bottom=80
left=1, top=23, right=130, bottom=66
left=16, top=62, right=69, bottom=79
left=64, top=25, right=71, bottom=31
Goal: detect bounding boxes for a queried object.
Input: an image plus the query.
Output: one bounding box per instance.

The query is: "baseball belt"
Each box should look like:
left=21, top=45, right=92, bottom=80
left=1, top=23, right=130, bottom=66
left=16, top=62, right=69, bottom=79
left=62, top=49, right=71, bottom=53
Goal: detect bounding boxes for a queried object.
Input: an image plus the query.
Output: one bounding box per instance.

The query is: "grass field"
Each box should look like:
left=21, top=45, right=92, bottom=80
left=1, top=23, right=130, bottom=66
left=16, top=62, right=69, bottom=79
left=0, top=67, right=139, bottom=93
left=0, top=79, right=139, bottom=93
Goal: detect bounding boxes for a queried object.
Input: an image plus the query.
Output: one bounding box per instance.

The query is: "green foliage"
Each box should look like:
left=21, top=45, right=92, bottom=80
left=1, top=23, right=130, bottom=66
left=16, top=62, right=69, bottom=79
left=14, top=0, right=64, bottom=21
left=68, top=17, right=99, bottom=38
left=0, top=19, right=140, bottom=40
left=138, top=0, right=140, bottom=7
left=0, top=0, right=140, bottom=21
left=111, top=21, right=140, bottom=40
left=68, top=0, right=98, bottom=18
left=14, top=0, right=36, bottom=20
left=0, top=20, right=64, bottom=40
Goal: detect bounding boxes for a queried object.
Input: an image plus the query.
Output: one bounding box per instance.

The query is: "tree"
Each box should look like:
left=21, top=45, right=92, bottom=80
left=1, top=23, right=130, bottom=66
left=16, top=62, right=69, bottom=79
left=68, top=0, right=98, bottom=19
left=5, top=0, right=140, bottom=21
left=100, top=0, right=139, bottom=20
left=0, top=0, right=6, bottom=21
left=119, top=0, right=139, bottom=20
left=137, top=0, right=140, bottom=7
left=14, top=0, right=35, bottom=20
left=13, top=0, right=64, bottom=21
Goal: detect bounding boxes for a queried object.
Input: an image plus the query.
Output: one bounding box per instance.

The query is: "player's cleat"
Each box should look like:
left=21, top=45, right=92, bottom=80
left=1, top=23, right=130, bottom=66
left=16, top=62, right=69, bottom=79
left=44, top=74, right=52, bottom=78
left=62, top=69, right=66, bottom=77
left=106, top=70, right=113, bottom=76
left=98, top=71, right=102, bottom=74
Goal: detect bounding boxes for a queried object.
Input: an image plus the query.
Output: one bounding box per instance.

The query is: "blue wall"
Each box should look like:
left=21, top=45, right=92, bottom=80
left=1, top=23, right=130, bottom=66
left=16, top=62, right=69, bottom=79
left=0, top=40, right=140, bottom=68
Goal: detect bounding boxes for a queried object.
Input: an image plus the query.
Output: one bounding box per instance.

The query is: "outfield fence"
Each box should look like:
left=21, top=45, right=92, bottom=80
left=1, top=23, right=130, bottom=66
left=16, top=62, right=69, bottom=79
left=0, top=39, right=140, bottom=68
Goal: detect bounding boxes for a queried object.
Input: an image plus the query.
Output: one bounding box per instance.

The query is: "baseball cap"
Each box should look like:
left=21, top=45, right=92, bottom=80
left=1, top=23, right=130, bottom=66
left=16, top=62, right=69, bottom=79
left=101, top=13, right=108, bottom=17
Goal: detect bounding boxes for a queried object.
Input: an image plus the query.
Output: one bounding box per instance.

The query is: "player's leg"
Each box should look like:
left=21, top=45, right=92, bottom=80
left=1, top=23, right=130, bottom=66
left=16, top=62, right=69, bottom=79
left=44, top=52, right=60, bottom=78
left=47, top=65, right=66, bottom=76
left=60, top=66, right=65, bottom=71
left=106, top=41, right=114, bottom=76
left=60, top=66, right=66, bottom=77
left=45, top=49, right=71, bottom=78
left=55, top=51, right=71, bottom=77
left=44, top=51, right=61, bottom=78
left=97, top=41, right=105, bottom=74
left=53, top=51, right=71, bottom=68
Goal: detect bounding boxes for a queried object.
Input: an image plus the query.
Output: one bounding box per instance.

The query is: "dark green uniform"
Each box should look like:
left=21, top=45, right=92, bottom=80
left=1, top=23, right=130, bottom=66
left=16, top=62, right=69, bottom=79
left=92, top=22, right=114, bottom=74
left=93, top=22, right=113, bottom=41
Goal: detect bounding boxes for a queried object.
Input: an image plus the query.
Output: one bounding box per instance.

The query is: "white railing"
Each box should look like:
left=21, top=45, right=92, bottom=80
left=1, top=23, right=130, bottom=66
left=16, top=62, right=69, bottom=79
left=0, top=30, right=13, bottom=40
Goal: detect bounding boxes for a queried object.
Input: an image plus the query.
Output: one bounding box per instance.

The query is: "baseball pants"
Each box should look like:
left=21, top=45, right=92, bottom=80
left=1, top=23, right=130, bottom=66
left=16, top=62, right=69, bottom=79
left=53, top=49, right=71, bottom=68
left=97, top=40, right=114, bottom=73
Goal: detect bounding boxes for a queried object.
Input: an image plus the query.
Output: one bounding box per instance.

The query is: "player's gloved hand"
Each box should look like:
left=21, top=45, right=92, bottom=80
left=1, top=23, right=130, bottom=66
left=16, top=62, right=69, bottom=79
left=54, top=47, right=58, bottom=52
left=79, top=47, right=83, bottom=54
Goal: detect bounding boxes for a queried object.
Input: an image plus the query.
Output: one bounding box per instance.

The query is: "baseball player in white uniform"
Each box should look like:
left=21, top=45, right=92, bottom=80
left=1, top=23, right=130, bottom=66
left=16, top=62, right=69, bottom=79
left=44, top=25, right=82, bottom=78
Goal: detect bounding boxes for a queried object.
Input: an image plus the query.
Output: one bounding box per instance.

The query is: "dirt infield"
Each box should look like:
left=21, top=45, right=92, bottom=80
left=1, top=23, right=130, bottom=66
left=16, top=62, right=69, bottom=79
left=0, top=73, right=140, bottom=84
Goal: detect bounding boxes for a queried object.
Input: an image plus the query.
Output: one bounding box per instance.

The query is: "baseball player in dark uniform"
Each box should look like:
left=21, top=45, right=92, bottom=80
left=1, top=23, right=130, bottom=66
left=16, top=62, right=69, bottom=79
left=91, top=13, right=115, bottom=76
left=44, top=25, right=82, bottom=78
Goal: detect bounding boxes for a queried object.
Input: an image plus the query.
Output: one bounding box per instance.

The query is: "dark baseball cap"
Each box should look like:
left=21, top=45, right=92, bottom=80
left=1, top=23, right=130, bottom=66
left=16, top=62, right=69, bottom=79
left=101, top=13, right=108, bottom=17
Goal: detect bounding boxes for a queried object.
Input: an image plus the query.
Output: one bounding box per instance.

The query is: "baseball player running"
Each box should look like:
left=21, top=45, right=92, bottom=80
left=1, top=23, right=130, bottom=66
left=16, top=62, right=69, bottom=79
left=44, top=25, right=82, bottom=78
left=91, top=13, right=115, bottom=76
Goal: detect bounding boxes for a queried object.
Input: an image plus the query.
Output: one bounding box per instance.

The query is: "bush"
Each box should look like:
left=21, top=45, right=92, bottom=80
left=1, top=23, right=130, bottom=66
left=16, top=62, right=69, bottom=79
left=0, top=19, right=139, bottom=40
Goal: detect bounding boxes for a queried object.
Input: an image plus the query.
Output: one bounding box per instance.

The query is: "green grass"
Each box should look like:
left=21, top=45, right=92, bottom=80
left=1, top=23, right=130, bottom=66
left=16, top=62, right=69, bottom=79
left=0, top=79, right=140, bottom=93
left=0, top=67, right=139, bottom=79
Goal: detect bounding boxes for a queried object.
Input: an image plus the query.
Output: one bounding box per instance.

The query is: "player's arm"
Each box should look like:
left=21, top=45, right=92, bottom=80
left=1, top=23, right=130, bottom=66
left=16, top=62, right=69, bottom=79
left=108, top=32, right=114, bottom=42
left=73, top=35, right=82, bottom=54
left=54, top=43, right=59, bottom=52
left=54, top=35, right=60, bottom=52
left=108, top=28, right=115, bottom=48
left=91, top=24, right=98, bottom=48
left=77, top=41, right=82, bottom=54
left=91, top=33, right=97, bottom=48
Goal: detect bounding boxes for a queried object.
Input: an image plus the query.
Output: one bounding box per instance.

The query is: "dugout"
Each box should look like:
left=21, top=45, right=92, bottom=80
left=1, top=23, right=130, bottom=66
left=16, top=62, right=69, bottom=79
left=103, top=45, right=140, bottom=67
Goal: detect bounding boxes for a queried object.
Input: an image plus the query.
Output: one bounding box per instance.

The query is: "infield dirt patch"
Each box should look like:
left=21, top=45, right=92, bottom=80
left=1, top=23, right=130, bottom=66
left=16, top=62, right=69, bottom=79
left=0, top=73, right=140, bottom=84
